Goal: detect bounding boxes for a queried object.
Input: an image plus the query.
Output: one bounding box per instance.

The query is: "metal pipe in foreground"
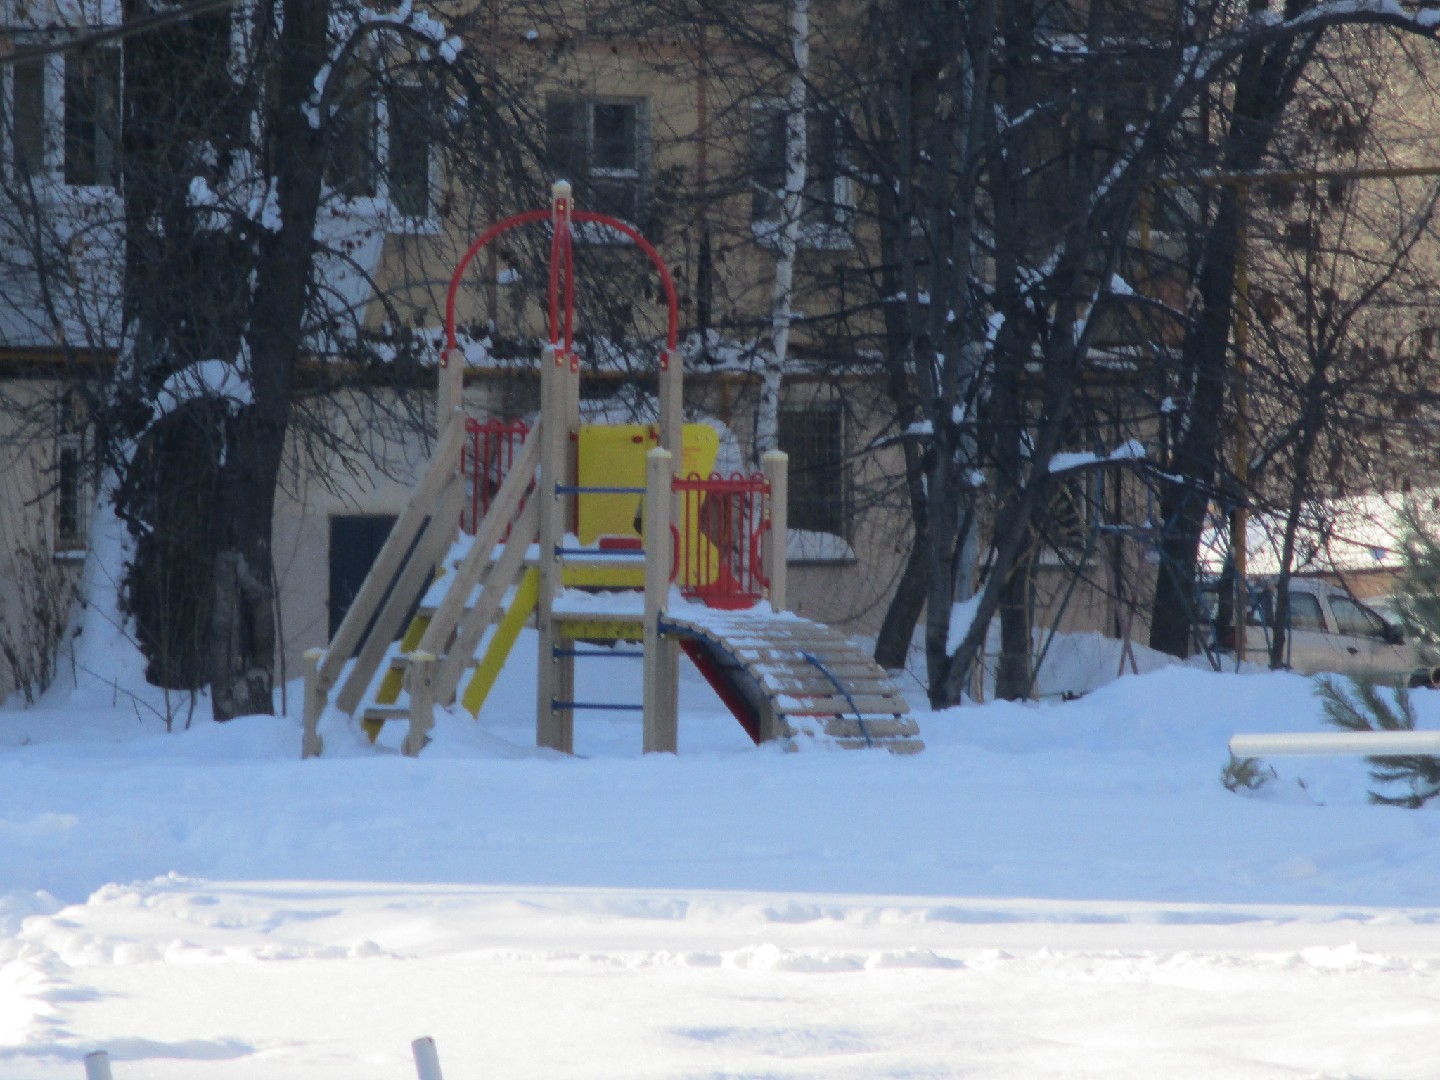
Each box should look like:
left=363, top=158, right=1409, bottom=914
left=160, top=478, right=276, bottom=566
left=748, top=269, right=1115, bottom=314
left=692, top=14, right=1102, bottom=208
left=412, top=1037, right=445, bottom=1080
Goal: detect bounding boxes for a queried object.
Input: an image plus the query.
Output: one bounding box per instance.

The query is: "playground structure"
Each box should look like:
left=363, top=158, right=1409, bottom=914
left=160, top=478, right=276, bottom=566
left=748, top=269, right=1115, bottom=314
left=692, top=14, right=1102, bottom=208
left=300, top=183, right=921, bottom=758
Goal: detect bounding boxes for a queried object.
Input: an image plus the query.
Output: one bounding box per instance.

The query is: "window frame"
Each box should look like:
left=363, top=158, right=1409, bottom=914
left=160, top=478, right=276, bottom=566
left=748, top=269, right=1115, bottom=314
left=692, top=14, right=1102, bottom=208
left=1287, top=591, right=1326, bottom=633
left=324, top=85, right=381, bottom=203
left=544, top=94, right=650, bottom=234
left=778, top=400, right=854, bottom=563
left=62, top=47, right=122, bottom=189
left=8, top=54, right=48, bottom=180
left=1038, top=471, right=1094, bottom=562
left=749, top=97, right=853, bottom=251
left=53, top=392, right=94, bottom=554
left=2, top=43, right=124, bottom=191
left=1328, top=594, right=1386, bottom=638
left=382, top=83, right=437, bottom=230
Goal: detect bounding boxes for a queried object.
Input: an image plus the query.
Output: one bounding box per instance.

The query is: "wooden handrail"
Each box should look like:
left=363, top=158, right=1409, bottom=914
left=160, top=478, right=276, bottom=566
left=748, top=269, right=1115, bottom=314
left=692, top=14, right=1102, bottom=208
left=319, top=415, right=467, bottom=688
left=434, top=497, right=540, bottom=700
left=418, top=422, right=541, bottom=658
left=335, top=472, right=465, bottom=717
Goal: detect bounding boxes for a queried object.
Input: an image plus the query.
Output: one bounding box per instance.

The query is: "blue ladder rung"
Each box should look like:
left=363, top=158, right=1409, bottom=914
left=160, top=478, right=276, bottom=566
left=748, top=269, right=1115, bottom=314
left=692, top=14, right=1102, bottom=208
left=552, top=700, right=644, bottom=712
left=554, top=648, right=645, bottom=658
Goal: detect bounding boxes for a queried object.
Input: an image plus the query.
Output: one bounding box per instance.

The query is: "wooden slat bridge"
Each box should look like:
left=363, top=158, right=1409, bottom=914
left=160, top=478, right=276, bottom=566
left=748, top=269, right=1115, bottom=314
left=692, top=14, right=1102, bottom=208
left=666, top=610, right=923, bottom=752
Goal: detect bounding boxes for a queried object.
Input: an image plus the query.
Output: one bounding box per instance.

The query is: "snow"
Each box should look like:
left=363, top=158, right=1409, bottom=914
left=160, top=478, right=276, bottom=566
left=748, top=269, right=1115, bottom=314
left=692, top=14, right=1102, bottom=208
left=1047, top=437, right=1147, bottom=474
left=151, top=359, right=253, bottom=425
left=3, top=618, right=1440, bottom=1078
left=1202, top=488, right=1436, bottom=575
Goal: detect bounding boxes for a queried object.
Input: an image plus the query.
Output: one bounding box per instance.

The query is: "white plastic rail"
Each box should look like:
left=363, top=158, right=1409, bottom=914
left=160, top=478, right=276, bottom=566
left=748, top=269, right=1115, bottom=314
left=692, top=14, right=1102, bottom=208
left=82, top=1038, right=446, bottom=1078
left=1230, top=730, right=1440, bottom=758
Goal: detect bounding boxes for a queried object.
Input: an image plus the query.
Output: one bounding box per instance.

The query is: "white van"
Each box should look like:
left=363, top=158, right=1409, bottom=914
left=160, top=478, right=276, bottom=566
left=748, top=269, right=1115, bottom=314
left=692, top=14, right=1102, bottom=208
left=1206, top=578, right=1426, bottom=678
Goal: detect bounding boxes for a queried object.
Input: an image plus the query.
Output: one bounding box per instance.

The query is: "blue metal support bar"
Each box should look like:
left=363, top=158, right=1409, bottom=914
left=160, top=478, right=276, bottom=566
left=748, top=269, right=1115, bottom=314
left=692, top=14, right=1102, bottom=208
left=552, top=700, right=644, bottom=711
left=553, top=648, right=645, bottom=658
left=801, top=650, right=872, bottom=748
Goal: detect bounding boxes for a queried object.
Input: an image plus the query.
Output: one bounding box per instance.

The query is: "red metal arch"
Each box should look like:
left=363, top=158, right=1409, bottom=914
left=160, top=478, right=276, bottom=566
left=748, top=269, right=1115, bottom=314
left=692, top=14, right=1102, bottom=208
left=442, top=201, right=680, bottom=369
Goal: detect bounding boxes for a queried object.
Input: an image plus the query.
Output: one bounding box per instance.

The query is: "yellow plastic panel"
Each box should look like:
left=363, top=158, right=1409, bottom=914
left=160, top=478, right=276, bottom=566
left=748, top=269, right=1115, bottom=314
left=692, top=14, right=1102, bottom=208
left=460, top=569, right=540, bottom=716
left=575, top=423, right=719, bottom=545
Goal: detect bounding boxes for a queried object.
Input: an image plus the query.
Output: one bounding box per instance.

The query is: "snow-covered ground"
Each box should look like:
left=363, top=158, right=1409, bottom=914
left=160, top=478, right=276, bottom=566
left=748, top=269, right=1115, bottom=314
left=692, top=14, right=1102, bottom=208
left=3, top=624, right=1439, bottom=1079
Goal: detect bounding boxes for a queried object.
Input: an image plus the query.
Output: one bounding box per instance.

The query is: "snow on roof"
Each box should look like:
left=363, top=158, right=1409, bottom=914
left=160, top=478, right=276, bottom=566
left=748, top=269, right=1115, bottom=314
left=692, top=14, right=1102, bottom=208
left=1203, top=489, right=1438, bottom=576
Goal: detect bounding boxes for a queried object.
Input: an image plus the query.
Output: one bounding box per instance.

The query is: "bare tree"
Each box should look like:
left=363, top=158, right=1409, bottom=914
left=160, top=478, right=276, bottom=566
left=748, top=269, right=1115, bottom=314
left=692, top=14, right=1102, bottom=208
left=0, top=0, right=620, bottom=718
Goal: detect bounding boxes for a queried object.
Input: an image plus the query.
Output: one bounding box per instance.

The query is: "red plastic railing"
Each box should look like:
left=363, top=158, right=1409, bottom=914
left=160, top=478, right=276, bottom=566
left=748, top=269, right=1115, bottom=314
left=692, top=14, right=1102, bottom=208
left=461, top=418, right=531, bottom=534
left=461, top=429, right=772, bottom=611
left=673, top=472, right=771, bottom=610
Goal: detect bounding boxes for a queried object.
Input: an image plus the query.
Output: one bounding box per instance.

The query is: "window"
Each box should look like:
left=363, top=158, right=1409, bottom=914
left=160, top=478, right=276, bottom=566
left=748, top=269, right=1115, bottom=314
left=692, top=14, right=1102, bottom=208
left=326, top=92, right=378, bottom=199
left=1043, top=474, right=1092, bottom=555
left=1287, top=591, right=1326, bottom=632
left=750, top=102, right=849, bottom=238
left=64, top=49, right=120, bottom=187
left=779, top=403, right=850, bottom=550
left=545, top=97, right=647, bottom=223
left=386, top=85, right=432, bottom=219
left=54, top=393, right=93, bottom=552
left=10, top=57, right=46, bottom=177
left=1329, top=595, right=1385, bottom=638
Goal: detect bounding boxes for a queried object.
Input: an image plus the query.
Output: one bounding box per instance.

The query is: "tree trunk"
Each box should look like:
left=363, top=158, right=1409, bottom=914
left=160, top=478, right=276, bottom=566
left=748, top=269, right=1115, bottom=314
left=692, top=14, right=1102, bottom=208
left=206, top=0, right=328, bottom=719
left=756, top=0, right=808, bottom=461
left=1148, top=31, right=1311, bottom=655
left=874, top=522, right=929, bottom=669
left=994, top=558, right=1032, bottom=700
left=207, top=397, right=289, bottom=719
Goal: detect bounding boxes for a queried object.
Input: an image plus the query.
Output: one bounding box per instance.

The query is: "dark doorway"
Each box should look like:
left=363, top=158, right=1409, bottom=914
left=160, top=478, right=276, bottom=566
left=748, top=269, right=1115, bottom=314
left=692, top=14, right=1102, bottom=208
left=328, top=514, right=398, bottom=637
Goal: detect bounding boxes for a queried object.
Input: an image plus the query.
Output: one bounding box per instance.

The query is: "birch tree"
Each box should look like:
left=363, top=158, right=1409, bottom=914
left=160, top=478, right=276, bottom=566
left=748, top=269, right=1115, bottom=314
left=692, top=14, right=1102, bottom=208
left=755, top=0, right=808, bottom=460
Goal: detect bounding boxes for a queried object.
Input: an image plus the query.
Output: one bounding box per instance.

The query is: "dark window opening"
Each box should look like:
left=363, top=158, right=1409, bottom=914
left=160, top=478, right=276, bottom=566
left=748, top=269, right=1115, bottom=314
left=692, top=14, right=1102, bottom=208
left=11, top=57, right=45, bottom=176
left=750, top=104, right=847, bottom=230
left=545, top=96, right=647, bottom=224
left=327, top=92, right=378, bottom=199
left=64, top=48, right=121, bottom=186
left=779, top=403, right=849, bottom=540
left=387, top=85, right=431, bottom=218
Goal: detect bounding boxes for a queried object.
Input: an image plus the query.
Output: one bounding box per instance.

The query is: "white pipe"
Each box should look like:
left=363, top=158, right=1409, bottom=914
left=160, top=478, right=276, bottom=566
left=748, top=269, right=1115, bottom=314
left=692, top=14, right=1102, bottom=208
left=1230, top=730, right=1440, bottom=758
left=83, top=1052, right=114, bottom=1080
left=412, top=1036, right=444, bottom=1080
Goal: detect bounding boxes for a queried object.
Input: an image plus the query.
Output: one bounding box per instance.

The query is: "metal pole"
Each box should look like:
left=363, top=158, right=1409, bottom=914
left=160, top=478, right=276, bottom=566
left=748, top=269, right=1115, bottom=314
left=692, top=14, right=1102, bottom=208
left=1232, top=183, right=1250, bottom=666
left=83, top=1051, right=113, bottom=1080
left=412, top=1036, right=444, bottom=1080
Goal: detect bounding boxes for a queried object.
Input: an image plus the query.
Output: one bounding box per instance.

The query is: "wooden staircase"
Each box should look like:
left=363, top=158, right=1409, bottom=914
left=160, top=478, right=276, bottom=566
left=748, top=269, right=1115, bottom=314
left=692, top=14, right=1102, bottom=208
left=301, top=416, right=541, bottom=757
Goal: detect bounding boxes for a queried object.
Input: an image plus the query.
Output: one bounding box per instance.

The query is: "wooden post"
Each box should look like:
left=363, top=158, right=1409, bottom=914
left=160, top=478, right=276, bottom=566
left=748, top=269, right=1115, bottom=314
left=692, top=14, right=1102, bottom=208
left=643, top=448, right=678, bottom=752
left=403, top=651, right=437, bottom=757
left=335, top=471, right=465, bottom=717
left=412, top=1037, right=445, bottom=1080
left=659, top=347, right=683, bottom=462
left=83, top=1052, right=114, bottom=1080
left=761, top=449, right=788, bottom=613
left=438, top=346, right=464, bottom=437
left=321, top=415, right=466, bottom=690
left=301, top=647, right=325, bottom=759
left=535, top=344, right=572, bottom=752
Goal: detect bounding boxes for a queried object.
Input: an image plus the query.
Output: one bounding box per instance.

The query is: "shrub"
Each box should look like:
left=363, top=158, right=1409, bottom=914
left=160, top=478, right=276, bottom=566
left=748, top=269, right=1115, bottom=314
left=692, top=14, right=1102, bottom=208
left=0, top=537, right=79, bottom=705
left=1315, top=674, right=1440, bottom=808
